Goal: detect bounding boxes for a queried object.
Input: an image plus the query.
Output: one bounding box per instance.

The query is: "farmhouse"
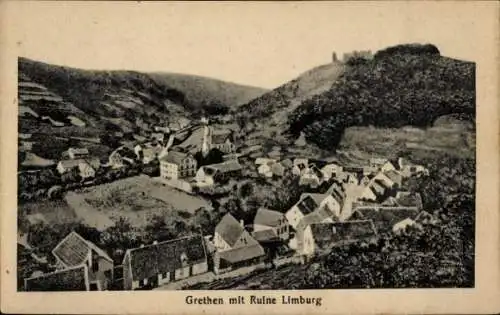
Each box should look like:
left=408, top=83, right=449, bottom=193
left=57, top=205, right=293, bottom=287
left=107, top=151, right=124, bottom=169
left=65, top=147, right=89, bottom=160
left=25, top=265, right=90, bottom=291
left=298, top=220, right=378, bottom=257
left=255, top=158, right=276, bottom=166
left=321, top=163, right=343, bottom=180
left=122, top=235, right=208, bottom=290
left=351, top=206, right=420, bottom=233
left=285, top=193, right=342, bottom=229
left=257, top=162, right=273, bottom=178
left=213, top=213, right=265, bottom=273
left=52, top=232, right=114, bottom=291
left=159, top=150, right=197, bottom=180
left=252, top=208, right=289, bottom=242
left=208, top=129, right=235, bottom=154
left=56, top=159, right=99, bottom=179
left=195, top=160, right=242, bottom=186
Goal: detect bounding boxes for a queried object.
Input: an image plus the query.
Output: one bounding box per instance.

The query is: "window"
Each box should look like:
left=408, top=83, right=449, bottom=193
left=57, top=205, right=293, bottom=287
left=90, top=282, right=99, bottom=291
left=92, top=260, right=99, bottom=273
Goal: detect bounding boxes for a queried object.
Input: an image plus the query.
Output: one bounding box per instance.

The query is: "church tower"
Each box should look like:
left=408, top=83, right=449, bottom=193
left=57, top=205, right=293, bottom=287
left=201, top=117, right=211, bottom=157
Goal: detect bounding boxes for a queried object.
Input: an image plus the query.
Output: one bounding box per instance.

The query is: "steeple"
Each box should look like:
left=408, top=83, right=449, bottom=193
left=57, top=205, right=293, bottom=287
left=201, top=117, right=211, bottom=157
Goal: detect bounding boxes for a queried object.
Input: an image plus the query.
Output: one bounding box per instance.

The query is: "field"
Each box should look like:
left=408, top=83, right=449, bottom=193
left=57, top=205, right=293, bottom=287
left=70, top=175, right=212, bottom=228
left=338, top=120, right=475, bottom=165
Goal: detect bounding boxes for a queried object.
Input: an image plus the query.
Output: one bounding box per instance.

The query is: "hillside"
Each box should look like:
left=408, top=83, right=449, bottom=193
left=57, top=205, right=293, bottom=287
left=233, top=61, right=346, bottom=158
left=149, top=72, right=267, bottom=110
left=233, top=44, right=475, bottom=162
left=17, top=57, right=265, bottom=162
left=287, top=44, right=475, bottom=151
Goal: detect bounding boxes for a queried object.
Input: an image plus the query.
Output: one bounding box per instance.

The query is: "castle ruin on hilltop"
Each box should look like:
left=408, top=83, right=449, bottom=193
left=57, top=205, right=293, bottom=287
left=332, top=50, right=374, bottom=63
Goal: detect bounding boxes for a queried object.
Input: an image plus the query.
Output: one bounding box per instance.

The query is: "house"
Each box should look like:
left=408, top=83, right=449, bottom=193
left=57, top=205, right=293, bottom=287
left=159, top=150, right=197, bottom=180
left=195, top=160, right=242, bottom=186
left=298, top=220, right=377, bottom=257
left=210, top=129, right=235, bottom=154
left=271, top=162, right=285, bottom=177
left=359, top=174, right=374, bottom=186
left=154, top=126, right=170, bottom=133
left=321, top=163, right=343, bottom=180
left=214, top=213, right=254, bottom=251
left=66, top=148, right=89, bottom=160
left=151, top=132, right=165, bottom=143
left=359, top=179, right=388, bottom=202
left=370, top=157, right=388, bottom=168
left=383, top=170, right=403, bottom=188
left=398, top=158, right=429, bottom=178
left=213, top=213, right=265, bottom=273
left=257, top=163, right=273, bottom=178
left=56, top=159, right=97, bottom=179
left=380, top=160, right=398, bottom=173
left=371, top=171, right=401, bottom=189
left=122, top=235, right=208, bottom=290
left=107, top=151, right=124, bottom=169
left=255, top=158, right=276, bottom=165
left=52, top=232, right=114, bottom=291
left=351, top=206, right=420, bottom=233
left=142, top=144, right=162, bottom=164
left=285, top=193, right=342, bottom=229
left=25, top=265, right=90, bottom=291
left=252, top=208, right=289, bottom=242
left=292, top=163, right=308, bottom=176
left=299, top=165, right=323, bottom=187
left=281, top=158, right=293, bottom=169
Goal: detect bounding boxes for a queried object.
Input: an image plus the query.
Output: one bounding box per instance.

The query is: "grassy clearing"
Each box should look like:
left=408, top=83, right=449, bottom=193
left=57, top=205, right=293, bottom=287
left=73, top=175, right=211, bottom=228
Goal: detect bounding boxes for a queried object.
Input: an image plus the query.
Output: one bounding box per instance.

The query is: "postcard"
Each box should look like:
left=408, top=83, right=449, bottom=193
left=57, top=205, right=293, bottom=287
left=1, top=1, right=499, bottom=314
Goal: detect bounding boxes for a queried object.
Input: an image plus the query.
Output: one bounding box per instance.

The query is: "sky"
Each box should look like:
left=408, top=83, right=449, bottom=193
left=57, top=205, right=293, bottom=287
left=7, top=1, right=494, bottom=89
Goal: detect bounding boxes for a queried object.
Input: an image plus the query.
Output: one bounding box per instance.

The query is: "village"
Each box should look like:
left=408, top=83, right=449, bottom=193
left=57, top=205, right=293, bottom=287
left=20, top=116, right=434, bottom=291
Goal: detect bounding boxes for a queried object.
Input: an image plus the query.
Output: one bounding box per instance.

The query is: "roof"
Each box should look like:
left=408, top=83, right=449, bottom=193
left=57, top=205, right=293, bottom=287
left=58, top=159, right=91, bottom=170
left=52, top=232, right=111, bottom=268
left=161, top=150, right=191, bottom=164
left=218, top=243, right=265, bottom=264
left=252, top=229, right=279, bottom=242
left=207, top=160, right=242, bottom=174
left=353, top=207, right=420, bottom=233
left=254, top=208, right=285, bottom=227
left=215, top=213, right=245, bottom=247
left=384, top=170, right=403, bottom=184
left=310, top=220, right=377, bottom=249
left=68, top=148, right=89, bottom=155
left=255, top=158, right=276, bottom=165
left=328, top=182, right=346, bottom=207
left=126, top=235, right=206, bottom=281
left=296, top=206, right=335, bottom=231
left=295, top=193, right=325, bottom=215
left=293, top=158, right=308, bottom=166
left=371, top=180, right=387, bottom=195
left=24, top=265, right=89, bottom=291
left=212, top=129, right=232, bottom=144
left=281, top=159, right=293, bottom=168
left=370, top=157, right=388, bottom=165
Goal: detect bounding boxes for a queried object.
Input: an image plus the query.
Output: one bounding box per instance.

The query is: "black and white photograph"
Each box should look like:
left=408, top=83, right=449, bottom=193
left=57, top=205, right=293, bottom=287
left=2, top=3, right=498, bottom=313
